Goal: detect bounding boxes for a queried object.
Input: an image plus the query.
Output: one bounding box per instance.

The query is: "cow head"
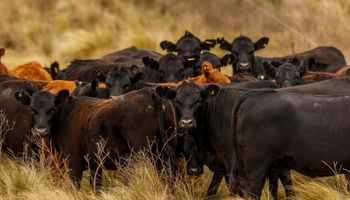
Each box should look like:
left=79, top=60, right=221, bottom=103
left=14, top=90, right=70, bottom=137
left=176, top=133, right=204, bottom=176
left=194, top=51, right=234, bottom=75
left=105, top=66, right=144, bottom=97
left=218, top=35, right=269, bottom=73
left=143, top=53, right=186, bottom=82
left=155, top=82, right=220, bottom=131
left=263, top=58, right=309, bottom=87
left=160, top=31, right=216, bottom=67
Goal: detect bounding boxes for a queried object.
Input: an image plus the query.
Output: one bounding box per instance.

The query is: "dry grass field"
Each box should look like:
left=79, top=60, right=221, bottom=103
left=1, top=0, right=350, bottom=199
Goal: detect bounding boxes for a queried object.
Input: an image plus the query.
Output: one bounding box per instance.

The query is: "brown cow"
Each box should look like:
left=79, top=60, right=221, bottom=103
left=187, top=61, right=230, bottom=84
left=0, top=48, right=52, bottom=81
left=15, top=88, right=179, bottom=189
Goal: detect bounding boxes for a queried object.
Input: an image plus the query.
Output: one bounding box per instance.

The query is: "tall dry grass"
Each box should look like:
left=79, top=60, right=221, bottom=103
left=1, top=0, right=350, bottom=199
left=1, top=0, right=350, bottom=68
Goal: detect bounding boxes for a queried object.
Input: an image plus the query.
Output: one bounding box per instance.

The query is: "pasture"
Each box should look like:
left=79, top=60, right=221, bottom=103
left=1, top=0, right=350, bottom=199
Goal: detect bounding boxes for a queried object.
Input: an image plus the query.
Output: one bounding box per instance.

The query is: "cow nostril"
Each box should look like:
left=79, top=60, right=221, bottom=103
left=180, top=119, right=193, bottom=128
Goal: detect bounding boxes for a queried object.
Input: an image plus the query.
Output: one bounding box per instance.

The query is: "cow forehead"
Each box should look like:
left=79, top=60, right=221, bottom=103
left=176, top=85, right=202, bottom=103
left=177, top=37, right=201, bottom=47
left=31, top=92, right=56, bottom=109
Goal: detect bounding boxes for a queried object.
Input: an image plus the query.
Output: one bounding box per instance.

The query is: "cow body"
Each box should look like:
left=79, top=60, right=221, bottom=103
left=16, top=88, right=178, bottom=189
left=234, top=90, right=350, bottom=198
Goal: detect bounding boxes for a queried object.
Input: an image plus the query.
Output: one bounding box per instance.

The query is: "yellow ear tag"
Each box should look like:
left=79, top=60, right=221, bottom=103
left=54, top=68, right=58, bottom=74
left=187, top=57, right=195, bottom=61
left=210, top=90, right=215, bottom=96
left=205, top=41, right=213, bottom=45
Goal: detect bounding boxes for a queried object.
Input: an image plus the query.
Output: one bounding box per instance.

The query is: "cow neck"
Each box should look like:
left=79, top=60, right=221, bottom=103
left=50, top=98, right=78, bottom=151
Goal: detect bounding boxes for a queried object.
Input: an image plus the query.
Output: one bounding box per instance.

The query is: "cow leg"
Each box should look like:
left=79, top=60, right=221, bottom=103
left=68, top=156, right=83, bottom=189
left=206, top=172, right=223, bottom=197
left=90, top=167, right=103, bottom=193
left=267, top=169, right=279, bottom=200
left=278, top=170, right=294, bottom=198
left=239, top=164, right=269, bottom=199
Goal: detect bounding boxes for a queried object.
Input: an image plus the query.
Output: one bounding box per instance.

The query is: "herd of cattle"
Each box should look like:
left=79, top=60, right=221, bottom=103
left=1, top=30, right=350, bottom=199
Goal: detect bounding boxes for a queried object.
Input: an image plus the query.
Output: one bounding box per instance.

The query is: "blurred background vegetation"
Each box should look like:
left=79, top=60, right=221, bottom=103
left=1, top=0, right=349, bottom=68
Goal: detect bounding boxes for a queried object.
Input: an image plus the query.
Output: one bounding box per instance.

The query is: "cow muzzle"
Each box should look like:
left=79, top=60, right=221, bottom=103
left=187, top=166, right=203, bottom=176
left=239, top=62, right=250, bottom=71
left=32, top=127, right=49, bottom=137
left=179, top=119, right=193, bottom=129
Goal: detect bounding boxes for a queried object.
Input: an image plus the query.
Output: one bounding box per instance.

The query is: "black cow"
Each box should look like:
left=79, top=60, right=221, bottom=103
left=233, top=87, right=350, bottom=199
left=142, top=53, right=187, bottom=83
left=102, top=46, right=163, bottom=62
left=263, top=59, right=308, bottom=87
left=155, top=81, right=296, bottom=198
left=104, top=67, right=144, bottom=97
left=71, top=80, right=109, bottom=99
left=217, top=35, right=269, bottom=77
left=160, top=31, right=216, bottom=69
left=15, top=88, right=179, bottom=189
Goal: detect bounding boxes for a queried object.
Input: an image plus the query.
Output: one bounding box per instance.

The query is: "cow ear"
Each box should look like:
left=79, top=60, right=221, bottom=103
left=160, top=41, right=177, bottom=52
left=254, top=37, right=269, bottom=51
left=155, top=86, right=176, bottom=100
left=142, top=57, right=159, bottom=70
left=201, top=39, right=216, bottom=50
left=262, top=60, right=277, bottom=77
left=220, top=54, right=236, bottom=66
left=0, top=48, right=5, bottom=57
left=55, top=90, right=70, bottom=105
left=15, top=91, right=31, bottom=105
left=216, top=37, right=232, bottom=51
left=50, top=61, right=59, bottom=77
left=201, top=84, right=220, bottom=99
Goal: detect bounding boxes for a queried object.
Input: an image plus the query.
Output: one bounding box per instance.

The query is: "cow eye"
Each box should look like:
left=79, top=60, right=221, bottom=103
left=233, top=51, right=239, bottom=55
left=47, top=109, right=55, bottom=115
left=159, top=71, right=164, bottom=76
left=106, top=83, right=112, bottom=88
left=123, top=85, right=130, bottom=90
left=179, top=69, right=184, bottom=75
left=31, top=109, right=38, bottom=115
left=295, top=77, right=300, bottom=82
left=248, top=50, right=254, bottom=54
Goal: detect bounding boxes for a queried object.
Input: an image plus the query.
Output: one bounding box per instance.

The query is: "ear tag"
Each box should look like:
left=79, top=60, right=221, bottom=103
left=18, top=93, right=22, bottom=97
left=54, top=68, right=58, bottom=74
left=205, top=41, right=213, bottom=45
left=187, top=57, right=195, bottom=61
left=210, top=90, right=215, bottom=96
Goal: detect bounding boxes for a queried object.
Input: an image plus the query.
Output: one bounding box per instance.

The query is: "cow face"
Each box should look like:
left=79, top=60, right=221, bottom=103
left=181, top=134, right=204, bottom=176
left=160, top=31, right=216, bottom=66
left=143, top=53, right=186, bottom=82
left=263, top=59, right=308, bottom=87
left=105, top=66, right=144, bottom=97
left=15, top=90, right=69, bottom=137
left=218, top=36, right=269, bottom=73
left=156, top=82, right=220, bottom=131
